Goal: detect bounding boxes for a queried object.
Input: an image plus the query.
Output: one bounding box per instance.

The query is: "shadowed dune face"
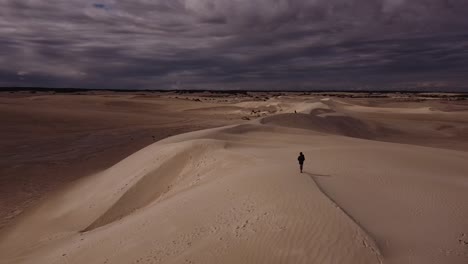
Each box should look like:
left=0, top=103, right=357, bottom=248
left=260, top=97, right=468, bottom=151
left=0, top=93, right=468, bottom=264
left=328, top=99, right=468, bottom=151
left=82, top=140, right=229, bottom=232
left=261, top=113, right=376, bottom=139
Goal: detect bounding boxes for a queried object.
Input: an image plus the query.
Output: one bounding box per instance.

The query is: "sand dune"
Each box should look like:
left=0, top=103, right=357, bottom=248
left=1, top=96, right=467, bottom=264
left=343, top=105, right=436, bottom=114
left=0, top=93, right=251, bottom=228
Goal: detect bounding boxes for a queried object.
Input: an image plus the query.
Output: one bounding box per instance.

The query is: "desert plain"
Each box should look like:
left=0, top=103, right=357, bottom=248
left=0, top=91, right=467, bottom=264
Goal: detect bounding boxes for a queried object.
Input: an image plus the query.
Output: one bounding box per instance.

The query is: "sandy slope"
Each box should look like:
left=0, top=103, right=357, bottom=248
left=1, top=97, right=468, bottom=264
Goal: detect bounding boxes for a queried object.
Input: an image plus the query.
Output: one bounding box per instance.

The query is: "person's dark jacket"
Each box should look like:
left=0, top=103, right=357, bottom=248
left=298, top=154, right=305, bottom=164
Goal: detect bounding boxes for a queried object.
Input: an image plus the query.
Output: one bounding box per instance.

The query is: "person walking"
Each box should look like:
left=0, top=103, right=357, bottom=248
left=297, top=152, right=305, bottom=173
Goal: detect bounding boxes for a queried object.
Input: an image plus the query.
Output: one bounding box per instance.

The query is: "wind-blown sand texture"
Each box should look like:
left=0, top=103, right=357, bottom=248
left=1, top=92, right=467, bottom=264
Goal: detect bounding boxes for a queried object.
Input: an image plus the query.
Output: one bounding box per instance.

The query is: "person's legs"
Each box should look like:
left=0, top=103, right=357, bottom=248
left=300, top=163, right=303, bottom=173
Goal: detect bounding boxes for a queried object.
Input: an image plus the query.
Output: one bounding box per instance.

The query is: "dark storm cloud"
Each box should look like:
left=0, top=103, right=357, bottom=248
left=1, top=0, right=468, bottom=91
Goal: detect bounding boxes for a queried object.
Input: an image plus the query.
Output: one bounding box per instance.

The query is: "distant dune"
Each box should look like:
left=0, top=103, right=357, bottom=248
left=0, top=93, right=467, bottom=264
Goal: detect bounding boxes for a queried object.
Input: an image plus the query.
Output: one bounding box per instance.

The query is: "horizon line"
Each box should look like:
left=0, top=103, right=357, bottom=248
left=1, top=87, right=467, bottom=94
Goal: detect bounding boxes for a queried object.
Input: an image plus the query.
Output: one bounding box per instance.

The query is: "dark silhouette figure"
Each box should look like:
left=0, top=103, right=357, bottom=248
left=297, top=152, right=305, bottom=173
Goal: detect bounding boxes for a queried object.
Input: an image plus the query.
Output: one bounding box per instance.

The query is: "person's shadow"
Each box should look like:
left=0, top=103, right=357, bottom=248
left=303, top=172, right=331, bottom=177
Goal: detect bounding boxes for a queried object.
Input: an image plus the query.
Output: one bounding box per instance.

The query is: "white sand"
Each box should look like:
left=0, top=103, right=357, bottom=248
left=344, top=105, right=436, bottom=114
left=1, top=97, right=467, bottom=264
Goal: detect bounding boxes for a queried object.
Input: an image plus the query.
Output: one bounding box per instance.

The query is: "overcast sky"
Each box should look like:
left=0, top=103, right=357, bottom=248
left=1, top=0, right=468, bottom=91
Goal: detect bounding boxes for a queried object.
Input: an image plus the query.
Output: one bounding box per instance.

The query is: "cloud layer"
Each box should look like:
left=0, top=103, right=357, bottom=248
left=1, top=0, right=468, bottom=90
